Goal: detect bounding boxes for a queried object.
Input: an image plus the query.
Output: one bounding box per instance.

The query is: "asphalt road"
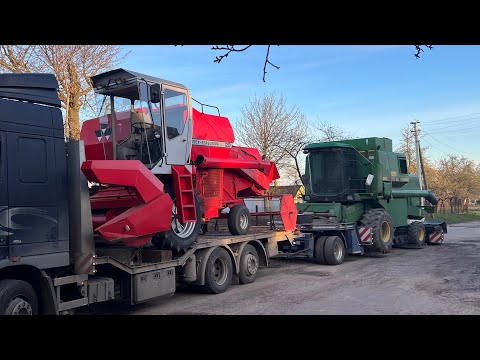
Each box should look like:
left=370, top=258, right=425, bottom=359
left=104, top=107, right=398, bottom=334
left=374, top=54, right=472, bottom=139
left=81, top=221, right=480, bottom=315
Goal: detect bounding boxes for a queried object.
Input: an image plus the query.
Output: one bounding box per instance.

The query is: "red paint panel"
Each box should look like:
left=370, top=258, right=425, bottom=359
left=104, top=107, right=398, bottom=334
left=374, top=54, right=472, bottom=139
left=81, top=111, right=132, bottom=160
left=95, top=192, right=173, bottom=246
left=280, top=194, right=297, bottom=231
left=82, top=160, right=165, bottom=203
left=192, top=108, right=235, bottom=143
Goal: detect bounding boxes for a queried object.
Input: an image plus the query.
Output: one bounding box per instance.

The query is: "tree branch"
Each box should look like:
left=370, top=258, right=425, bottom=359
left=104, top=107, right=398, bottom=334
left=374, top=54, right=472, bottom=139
left=211, top=45, right=253, bottom=64
left=414, top=45, right=434, bottom=59
left=212, top=45, right=280, bottom=81
left=263, top=45, right=280, bottom=82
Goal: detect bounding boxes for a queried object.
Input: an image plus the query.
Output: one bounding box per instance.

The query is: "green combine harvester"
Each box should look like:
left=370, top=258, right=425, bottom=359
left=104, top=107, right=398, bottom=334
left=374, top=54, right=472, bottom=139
left=278, top=137, right=447, bottom=265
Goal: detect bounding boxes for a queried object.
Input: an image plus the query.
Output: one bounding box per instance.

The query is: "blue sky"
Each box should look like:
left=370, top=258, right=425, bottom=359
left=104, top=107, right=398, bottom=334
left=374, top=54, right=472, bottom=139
left=120, top=45, right=480, bottom=164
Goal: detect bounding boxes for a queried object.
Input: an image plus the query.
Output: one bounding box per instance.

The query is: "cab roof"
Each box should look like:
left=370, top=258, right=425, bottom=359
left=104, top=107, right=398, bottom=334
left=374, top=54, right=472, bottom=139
left=303, top=141, right=355, bottom=151
left=91, top=68, right=188, bottom=93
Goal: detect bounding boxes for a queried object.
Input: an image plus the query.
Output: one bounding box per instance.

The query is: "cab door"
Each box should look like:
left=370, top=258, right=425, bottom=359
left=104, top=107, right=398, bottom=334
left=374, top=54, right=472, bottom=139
left=162, top=85, right=192, bottom=165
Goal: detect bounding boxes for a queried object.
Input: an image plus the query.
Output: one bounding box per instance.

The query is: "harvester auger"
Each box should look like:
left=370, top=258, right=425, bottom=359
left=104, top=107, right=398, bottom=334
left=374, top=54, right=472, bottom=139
left=80, top=69, right=293, bottom=254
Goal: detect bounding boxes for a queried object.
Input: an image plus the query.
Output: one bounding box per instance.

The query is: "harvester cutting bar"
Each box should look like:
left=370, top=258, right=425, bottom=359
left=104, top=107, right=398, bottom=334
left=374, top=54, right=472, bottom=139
left=81, top=160, right=173, bottom=246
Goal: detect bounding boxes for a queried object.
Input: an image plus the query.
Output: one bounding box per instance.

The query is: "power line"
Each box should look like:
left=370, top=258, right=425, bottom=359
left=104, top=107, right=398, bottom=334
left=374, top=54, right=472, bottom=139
left=421, top=137, right=452, bottom=157
left=421, top=116, right=480, bottom=130
left=424, top=123, right=480, bottom=135
left=422, top=111, right=480, bottom=125
left=422, top=132, right=468, bottom=155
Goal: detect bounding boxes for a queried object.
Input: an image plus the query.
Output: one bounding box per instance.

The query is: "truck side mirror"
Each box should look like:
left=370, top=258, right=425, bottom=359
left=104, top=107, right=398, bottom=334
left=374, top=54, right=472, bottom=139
left=150, top=84, right=161, bottom=103
left=365, top=174, right=374, bottom=186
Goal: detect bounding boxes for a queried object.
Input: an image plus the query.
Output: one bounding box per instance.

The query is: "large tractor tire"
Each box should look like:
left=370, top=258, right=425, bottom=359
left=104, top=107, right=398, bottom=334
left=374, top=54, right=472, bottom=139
left=0, top=279, right=38, bottom=315
left=152, top=192, right=202, bottom=255
left=360, top=208, right=394, bottom=254
left=228, top=204, right=251, bottom=235
left=407, top=221, right=426, bottom=248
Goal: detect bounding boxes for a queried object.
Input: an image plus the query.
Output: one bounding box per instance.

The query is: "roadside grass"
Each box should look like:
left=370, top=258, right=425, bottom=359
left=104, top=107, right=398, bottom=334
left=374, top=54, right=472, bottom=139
left=433, top=212, right=480, bottom=225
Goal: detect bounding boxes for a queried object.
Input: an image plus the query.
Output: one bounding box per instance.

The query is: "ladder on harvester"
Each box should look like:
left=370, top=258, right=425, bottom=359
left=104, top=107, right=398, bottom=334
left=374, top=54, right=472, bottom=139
left=172, top=165, right=197, bottom=223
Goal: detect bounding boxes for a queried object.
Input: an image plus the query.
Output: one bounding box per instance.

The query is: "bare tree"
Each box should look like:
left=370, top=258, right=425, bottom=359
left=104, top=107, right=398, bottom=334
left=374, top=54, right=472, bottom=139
left=315, top=120, right=354, bottom=142
left=0, top=45, right=126, bottom=140
left=396, top=126, right=417, bottom=173
left=396, top=124, right=430, bottom=174
left=235, top=92, right=310, bottom=183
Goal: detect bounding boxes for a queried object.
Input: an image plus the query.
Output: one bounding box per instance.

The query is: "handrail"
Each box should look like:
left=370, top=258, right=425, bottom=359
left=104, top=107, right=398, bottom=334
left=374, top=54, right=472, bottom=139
left=192, top=98, right=221, bottom=116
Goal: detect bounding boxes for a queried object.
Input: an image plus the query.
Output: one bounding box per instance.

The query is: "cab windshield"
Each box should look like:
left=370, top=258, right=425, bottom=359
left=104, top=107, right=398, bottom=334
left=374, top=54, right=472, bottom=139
left=94, top=80, right=162, bottom=167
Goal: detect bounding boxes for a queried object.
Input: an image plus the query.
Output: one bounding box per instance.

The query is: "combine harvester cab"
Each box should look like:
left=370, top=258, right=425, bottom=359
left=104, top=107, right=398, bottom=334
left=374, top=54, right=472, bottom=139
left=80, top=68, right=287, bottom=255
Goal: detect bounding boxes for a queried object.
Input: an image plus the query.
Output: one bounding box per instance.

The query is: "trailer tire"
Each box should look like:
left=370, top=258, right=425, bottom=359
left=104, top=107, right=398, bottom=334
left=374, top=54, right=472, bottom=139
left=360, top=208, right=393, bottom=253
left=228, top=205, right=251, bottom=235
left=408, top=221, right=426, bottom=248
left=314, top=236, right=328, bottom=265
left=239, top=244, right=259, bottom=284
left=202, top=247, right=233, bottom=294
left=0, top=279, right=38, bottom=315
left=152, top=191, right=202, bottom=255
left=324, top=236, right=346, bottom=265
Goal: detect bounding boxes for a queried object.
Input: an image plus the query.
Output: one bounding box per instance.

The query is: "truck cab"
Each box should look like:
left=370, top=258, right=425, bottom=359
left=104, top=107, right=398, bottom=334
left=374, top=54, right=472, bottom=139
left=0, top=73, right=69, bottom=314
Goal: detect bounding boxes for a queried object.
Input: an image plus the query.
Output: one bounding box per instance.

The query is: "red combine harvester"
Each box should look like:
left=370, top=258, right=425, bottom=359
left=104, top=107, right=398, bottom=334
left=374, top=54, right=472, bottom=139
left=80, top=69, right=294, bottom=254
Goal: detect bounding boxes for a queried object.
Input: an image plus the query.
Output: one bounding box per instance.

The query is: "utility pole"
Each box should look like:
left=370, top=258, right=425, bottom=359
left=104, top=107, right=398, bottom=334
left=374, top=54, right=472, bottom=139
left=411, top=120, right=424, bottom=205
left=411, top=120, right=422, bottom=189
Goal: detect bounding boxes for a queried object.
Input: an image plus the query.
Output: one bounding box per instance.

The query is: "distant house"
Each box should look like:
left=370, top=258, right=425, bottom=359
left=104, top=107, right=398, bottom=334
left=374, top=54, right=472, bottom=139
left=269, top=185, right=305, bottom=203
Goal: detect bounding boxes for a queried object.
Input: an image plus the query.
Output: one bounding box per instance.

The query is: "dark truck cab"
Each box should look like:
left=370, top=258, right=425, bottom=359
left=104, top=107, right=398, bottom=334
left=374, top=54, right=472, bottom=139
left=0, top=75, right=70, bottom=263
left=0, top=74, right=69, bottom=314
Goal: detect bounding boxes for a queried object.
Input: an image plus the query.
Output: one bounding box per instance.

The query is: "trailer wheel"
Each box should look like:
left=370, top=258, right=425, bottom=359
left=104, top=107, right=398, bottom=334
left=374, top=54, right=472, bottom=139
left=314, top=236, right=328, bottom=265
left=0, top=279, right=38, bottom=315
left=153, top=191, right=202, bottom=255
left=324, top=236, right=346, bottom=265
left=239, top=244, right=259, bottom=284
left=228, top=205, right=251, bottom=235
left=203, top=247, right=233, bottom=294
left=408, top=221, right=426, bottom=248
left=360, top=208, right=393, bottom=253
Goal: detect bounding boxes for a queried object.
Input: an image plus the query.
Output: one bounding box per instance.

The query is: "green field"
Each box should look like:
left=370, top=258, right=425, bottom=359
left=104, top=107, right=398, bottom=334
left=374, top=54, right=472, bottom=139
left=433, top=212, right=480, bottom=225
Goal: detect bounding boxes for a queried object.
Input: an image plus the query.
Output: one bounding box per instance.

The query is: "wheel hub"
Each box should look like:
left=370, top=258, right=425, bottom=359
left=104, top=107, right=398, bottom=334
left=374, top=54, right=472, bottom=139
left=244, top=253, right=258, bottom=276
left=239, top=213, right=248, bottom=229
left=418, top=227, right=425, bottom=241
left=212, top=258, right=228, bottom=285
left=334, top=242, right=343, bottom=261
left=381, top=221, right=391, bottom=243
left=10, top=299, right=33, bottom=315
